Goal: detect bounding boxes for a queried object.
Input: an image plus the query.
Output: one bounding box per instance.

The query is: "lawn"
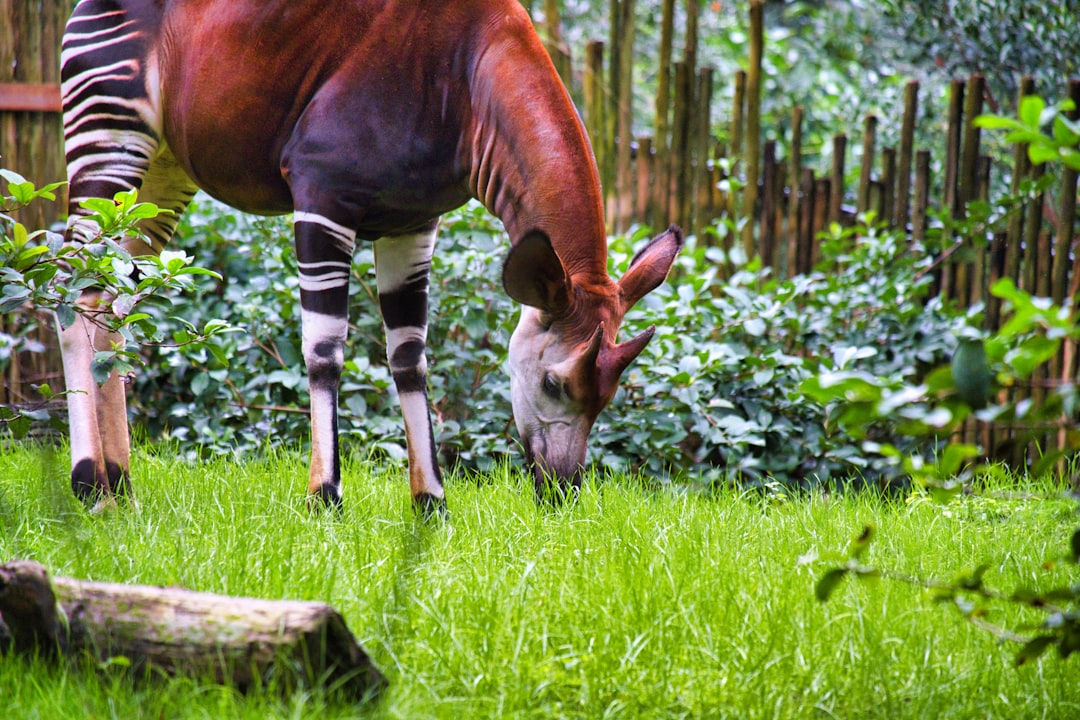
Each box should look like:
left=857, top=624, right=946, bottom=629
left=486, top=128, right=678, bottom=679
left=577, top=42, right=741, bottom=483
left=0, top=442, right=1077, bottom=719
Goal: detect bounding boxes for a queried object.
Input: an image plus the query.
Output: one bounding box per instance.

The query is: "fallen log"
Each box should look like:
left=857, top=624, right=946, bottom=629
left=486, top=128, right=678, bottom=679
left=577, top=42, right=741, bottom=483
left=0, top=560, right=386, bottom=701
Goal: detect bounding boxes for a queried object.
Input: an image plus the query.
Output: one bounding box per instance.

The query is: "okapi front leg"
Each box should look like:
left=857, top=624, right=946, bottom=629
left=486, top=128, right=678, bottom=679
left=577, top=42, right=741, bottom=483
left=294, top=212, right=355, bottom=507
left=58, top=307, right=133, bottom=509
left=375, top=229, right=445, bottom=517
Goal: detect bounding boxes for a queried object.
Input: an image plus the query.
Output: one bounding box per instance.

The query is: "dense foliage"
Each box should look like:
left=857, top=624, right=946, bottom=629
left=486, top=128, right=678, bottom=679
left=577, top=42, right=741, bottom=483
left=42, top=196, right=962, bottom=488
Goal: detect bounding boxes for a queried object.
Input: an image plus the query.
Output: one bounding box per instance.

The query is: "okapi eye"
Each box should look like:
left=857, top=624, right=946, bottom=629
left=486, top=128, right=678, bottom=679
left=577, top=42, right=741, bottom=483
left=542, top=373, right=562, bottom=399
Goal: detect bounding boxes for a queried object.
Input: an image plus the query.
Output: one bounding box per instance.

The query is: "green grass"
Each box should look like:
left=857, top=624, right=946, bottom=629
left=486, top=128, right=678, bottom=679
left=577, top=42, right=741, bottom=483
left=1, top=442, right=1077, bottom=719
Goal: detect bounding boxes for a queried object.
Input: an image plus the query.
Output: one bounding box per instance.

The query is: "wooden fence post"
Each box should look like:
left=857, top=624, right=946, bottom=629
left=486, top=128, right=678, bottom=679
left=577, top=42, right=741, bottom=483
left=829, top=133, right=847, bottom=226
left=653, top=0, right=676, bottom=225
left=856, top=115, right=877, bottom=216
left=741, top=0, right=764, bottom=259
left=895, top=80, right=919, bottom=230
left=613, top=0, right=636, bottom=233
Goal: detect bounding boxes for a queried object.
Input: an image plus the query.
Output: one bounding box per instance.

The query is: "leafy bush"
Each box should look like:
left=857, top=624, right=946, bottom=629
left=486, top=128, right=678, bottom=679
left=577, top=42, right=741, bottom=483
left=127, top=200, right=520, bottom=468
left=119, top=194, right=983, bottom=490
left=600, top=217, right=972, bottom=487
left=0, top=175, right=980, bottom=488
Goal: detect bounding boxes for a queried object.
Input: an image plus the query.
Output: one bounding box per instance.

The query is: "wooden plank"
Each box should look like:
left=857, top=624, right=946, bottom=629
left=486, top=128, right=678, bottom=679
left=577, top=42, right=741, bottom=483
left=0, top=83, right=61, bottom=112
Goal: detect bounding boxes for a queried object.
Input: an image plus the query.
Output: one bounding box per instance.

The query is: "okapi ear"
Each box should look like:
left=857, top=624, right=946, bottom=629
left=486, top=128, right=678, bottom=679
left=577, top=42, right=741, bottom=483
left=502, top=231, right=573, bottom=318
left=597, top=325, right=656, bottom=401
left=617, top=225, right=683, bottom=312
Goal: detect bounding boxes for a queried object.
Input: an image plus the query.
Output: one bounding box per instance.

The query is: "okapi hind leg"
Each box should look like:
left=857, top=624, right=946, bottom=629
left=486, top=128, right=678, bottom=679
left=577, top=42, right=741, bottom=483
left=375, top=227, right=446, bottom=519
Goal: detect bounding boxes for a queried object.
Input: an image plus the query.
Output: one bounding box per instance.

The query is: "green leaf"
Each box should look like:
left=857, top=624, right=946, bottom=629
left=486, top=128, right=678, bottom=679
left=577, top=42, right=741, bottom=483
left=974, top=114, right=1024, bottom=131
left=1028, top=142, right=1060, bottom=166
left=0, top=168, right=29, bottom=186
left=1019, top=95, right=1046, bottom=129
left=91, top=352, right=116, bottom=385
left=940, top=443, right=979, bottom=477
left=55, top=304, right=77, bottom=330
left=1052, top=116, right=1080, bottom=147
left=815, top=568, right=849, bottom=602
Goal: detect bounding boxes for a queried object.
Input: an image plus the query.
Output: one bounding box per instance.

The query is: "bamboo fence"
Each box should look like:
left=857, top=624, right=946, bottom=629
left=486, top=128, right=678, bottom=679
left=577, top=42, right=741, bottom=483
left=1, top=0, right=66, bottom=408
left=2, top=0, right=1078, bottom=469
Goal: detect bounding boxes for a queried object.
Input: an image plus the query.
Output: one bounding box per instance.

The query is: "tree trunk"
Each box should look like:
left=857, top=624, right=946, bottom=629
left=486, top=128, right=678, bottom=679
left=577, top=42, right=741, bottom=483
left=0, top=560, right=386, bottom=701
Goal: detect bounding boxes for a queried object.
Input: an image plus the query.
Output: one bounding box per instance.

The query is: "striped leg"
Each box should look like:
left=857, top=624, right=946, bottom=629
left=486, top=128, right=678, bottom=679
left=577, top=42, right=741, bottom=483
left=375, top=227, right=446, bottom=517
left=60, top=1, right=195, bottom=507
left=294, top=212, right=356, bottom=507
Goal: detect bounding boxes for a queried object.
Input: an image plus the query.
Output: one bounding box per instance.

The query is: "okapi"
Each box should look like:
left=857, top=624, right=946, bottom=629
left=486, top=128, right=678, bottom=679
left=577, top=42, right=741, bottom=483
left=59, top=0, right=682, bottom=514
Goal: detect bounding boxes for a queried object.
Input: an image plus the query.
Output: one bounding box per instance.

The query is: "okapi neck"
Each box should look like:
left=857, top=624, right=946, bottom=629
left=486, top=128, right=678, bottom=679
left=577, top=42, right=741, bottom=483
left=464, top=21, right=608, bottom=283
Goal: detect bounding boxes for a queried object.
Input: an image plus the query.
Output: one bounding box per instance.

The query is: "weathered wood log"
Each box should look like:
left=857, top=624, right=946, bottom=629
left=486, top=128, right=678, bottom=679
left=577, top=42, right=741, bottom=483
left=0, top=560, right=386, bottom=700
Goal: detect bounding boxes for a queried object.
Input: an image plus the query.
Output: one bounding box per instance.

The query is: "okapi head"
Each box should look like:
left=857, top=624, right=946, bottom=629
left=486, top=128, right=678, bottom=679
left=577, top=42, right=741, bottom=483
left=502, top=225, right=683, bottom=499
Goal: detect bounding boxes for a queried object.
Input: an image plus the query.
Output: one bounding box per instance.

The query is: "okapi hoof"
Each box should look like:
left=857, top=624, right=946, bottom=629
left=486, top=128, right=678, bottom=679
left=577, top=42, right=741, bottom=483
left=72, top=459, right=135, bottom=512
left=534, top=476, right=581, bottom=507
left=307, top=483, right=344, bottom=514
left=412, top=493, right=448, bottom=522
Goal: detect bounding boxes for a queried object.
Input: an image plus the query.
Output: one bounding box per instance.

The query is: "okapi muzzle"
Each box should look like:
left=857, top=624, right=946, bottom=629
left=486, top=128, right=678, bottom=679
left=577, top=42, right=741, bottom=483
left=504, top=226, right=683, bottom=501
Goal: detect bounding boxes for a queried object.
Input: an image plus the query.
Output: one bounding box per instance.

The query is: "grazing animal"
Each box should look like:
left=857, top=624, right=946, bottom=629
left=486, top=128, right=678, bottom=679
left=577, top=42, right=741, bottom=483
left=59, top=0, right=682, bottom=513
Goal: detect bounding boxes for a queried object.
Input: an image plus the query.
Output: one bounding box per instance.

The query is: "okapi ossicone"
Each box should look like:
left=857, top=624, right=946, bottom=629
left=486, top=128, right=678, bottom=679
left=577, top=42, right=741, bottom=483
left=59, top=0, right=681, bottom=513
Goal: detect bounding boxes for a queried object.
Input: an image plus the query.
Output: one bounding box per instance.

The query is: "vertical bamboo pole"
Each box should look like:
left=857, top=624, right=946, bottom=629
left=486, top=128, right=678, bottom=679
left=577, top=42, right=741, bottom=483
left=1003, top=77, right=1036, bottom=293
left=963, top=72, right=989, bottom=317
left=943, top=79, right=965, bottom=218
left=968, top=155, right=992, bottom=308
left=684, top=0, right=699, bottom=80
left=614, top=0, right=636, bottom=233
left=1021, top=162, right=1046, bottom=294
left=955, top=77, right=986, bottom=308
left=759, top=141, right=777, bottom=267
left=670, top=60, right=690, bottom=230
left=812, top=178, right=830, bottom=265
left=654, top=0, right=676, bottom=224
left=829, top=134, right=847, bottom=226
left=693, top=66, right=715, bottom=234
left=1051, top=78, right=1080, bottom=308
left=912, top=150, right=930, bottom=243
left=856, top=115, right=877, bottom=216
left=786, top=106, right=804, bottom=278
left=741, top=0, right=764, bottom=259
left=637, top=136, right=654, bottom=224
left=895, top=80, right=919, bottom=230
left=881, top=147, right=896, bottom=229
left=1052, top=79, right=1080, bottom=458
left=958, top=74, right=985, bottom=213
left=998, top=77, right=1035, bottom=467
left=726, top=70, right=746, bottom=251
left=796, top=168, right=815, bottom=275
